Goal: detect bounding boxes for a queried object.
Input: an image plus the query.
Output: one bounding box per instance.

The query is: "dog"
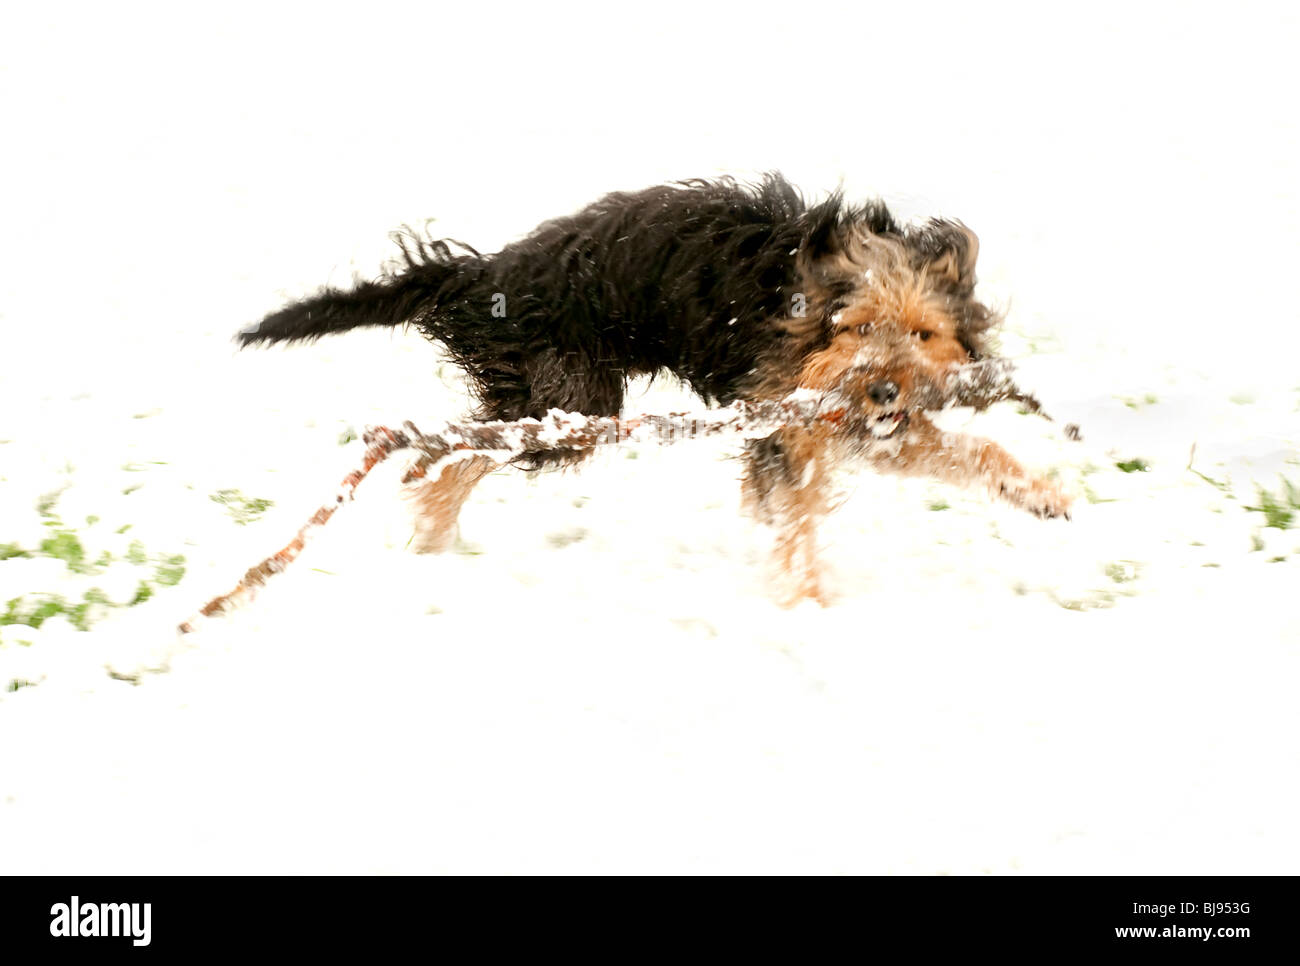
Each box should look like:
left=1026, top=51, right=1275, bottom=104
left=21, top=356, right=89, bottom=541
left=239, top=174, right=1070, bottom=603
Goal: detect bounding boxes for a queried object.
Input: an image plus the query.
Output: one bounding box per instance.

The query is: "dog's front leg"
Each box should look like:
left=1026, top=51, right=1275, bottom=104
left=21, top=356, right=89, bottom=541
left=406, top=455, right=497, bottom=552
left=869, top=414, right=1071, bottom=519
left=742, top=426, right=836, bottom=605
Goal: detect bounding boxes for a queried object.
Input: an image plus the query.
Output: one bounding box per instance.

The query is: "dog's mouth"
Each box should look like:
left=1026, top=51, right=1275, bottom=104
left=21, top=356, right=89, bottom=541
left=867, top=410, right=909, bottom=438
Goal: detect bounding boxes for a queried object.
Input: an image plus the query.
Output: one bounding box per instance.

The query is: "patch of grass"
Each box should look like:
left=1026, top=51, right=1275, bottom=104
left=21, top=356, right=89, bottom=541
left=1104, top=561, right=1140, bottom=584
left=2, top=595, right=68, bottom=630
left=2, top=500, right=187, bottom=635
left=1250, top=533, right=1265, bottom=552
left=152, top=554, right=186, bottom=587
left=1244, top=477, right=1299, bottom=531
left=1119, top=393, right=1160, bottom=410
left=338, top=426, right=358, bottom=446
left=35, top=490, right=62, bottom=518
left=927, top=499, right=950, bottom=511
left=67, top=588, right=111, bottom=631
left=1188, top=467, right=1231, bottom=492
left=38, top=531, right=89, bottom=573
left=546, top=527, right=588, bottom=549
left=2, top=584, right=146, bottom=633
left=1116, top=458, right=1150, bottom=474
left=210, top=489, right=274, bottom=525
left=1053, top=590, right=1118, bottom=612
left=1083, top=485, right=1118, bottom=505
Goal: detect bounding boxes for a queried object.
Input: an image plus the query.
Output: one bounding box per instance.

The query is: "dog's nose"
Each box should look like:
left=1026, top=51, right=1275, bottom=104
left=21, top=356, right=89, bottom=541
left=867, top=380, right=899, bottom=406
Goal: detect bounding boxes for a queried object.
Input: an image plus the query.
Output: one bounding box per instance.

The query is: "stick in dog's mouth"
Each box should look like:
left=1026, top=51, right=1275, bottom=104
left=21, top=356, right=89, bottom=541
left=934, top=357, right=1054, bottom=422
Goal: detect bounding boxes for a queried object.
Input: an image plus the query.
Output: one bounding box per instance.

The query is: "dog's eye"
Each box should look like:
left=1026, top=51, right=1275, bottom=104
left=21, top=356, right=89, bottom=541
left=856, top=323, right=871, bottom=336
left=914, top=330, right=934, bottom=341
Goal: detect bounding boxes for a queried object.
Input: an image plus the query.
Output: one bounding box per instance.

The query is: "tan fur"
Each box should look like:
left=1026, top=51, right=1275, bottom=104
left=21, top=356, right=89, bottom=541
left=741, top=425, right=838, bottom=605
left=407, top=456, right=496, bottom=553
left=745, top=222, right=1069, bottom=605
left=867, top=414, right=1071, bottom=519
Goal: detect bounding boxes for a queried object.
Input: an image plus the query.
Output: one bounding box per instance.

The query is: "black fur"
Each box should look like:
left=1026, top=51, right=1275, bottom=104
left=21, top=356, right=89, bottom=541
left=239, top=174, right=901, bottom=429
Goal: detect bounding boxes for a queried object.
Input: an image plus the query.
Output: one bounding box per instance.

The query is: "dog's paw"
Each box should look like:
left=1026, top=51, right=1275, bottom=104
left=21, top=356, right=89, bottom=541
left=769, top=562, right=838, bottom=608
left=999, top=476, right=1073, bottom=521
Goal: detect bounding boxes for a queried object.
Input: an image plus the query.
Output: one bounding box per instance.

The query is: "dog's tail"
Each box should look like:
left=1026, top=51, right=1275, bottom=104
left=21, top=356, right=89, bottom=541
left=237, top=234, right=477, bottom=348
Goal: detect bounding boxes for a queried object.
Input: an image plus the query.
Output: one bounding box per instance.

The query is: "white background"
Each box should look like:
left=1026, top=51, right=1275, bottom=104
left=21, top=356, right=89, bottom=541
left=0, top=1, right=1297, bottom=873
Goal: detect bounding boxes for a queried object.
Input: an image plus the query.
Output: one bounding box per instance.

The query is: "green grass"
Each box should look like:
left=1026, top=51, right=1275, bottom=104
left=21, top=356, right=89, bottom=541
left=1053, top=590, right=1118, bottom=612
left=1188, top=467, right=1231, bottom=492
left=210, top=488, right=274, bottom=525
left=153, top=554, right=186, bottom=587
left=1115, top=458, right=1150, bottom=474
left=38, top=531, right=89, bottom=573
left=0, top=489, right=187, bottom=638
left=1104, top=561, right=1140, bottom=584
left=546, top=528, right=588, bottom=549
left=1, top=595, right=67, bottom=629
left=1119, top=393, right=1160, bottom=410
left=35, top=490, right=63, bottom=517
left=1244, top=477, right=1299, bottom=531
left=1, top=588, right=114, bottom=633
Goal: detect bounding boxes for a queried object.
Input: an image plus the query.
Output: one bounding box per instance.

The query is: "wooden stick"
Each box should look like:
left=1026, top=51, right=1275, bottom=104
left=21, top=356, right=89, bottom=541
left=178, top=359, right=1058, bottom=632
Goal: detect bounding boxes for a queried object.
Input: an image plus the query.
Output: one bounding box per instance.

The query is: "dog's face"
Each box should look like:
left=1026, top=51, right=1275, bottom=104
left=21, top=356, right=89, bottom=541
left=796, top=219, right=997, bottom=437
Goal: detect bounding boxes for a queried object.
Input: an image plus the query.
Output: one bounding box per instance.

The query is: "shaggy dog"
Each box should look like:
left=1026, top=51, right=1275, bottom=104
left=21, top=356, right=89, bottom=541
left=239, top=174, right=1070, bottom=602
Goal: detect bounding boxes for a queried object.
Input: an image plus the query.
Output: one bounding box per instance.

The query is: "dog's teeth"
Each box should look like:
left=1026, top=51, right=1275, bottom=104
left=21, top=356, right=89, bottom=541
left=867, top=412, right=906, bottom=439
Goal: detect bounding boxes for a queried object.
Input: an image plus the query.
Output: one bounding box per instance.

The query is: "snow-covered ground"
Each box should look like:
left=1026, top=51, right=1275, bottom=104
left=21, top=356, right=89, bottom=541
left=1, top=2, right=1297, bottom=874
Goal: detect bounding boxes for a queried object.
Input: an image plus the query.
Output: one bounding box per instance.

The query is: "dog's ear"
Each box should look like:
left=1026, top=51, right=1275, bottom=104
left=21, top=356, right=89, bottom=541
left=803, top=194, right=900, bottom=260
left=803, top=192, right=849, bottom=260
left=913, top=220, right=979, bottom=288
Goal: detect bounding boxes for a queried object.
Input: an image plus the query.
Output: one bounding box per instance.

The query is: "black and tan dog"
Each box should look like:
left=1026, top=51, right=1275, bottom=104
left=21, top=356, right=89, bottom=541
left=239, top=174, right=1069, bottom=603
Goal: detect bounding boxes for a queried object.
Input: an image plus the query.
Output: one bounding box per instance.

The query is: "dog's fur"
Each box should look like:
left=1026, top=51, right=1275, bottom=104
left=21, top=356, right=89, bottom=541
left=240, top=174, right=1069, bottom=602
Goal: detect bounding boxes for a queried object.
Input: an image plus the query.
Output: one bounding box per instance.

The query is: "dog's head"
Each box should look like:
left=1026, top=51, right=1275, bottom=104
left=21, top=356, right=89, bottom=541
left=794, top=215, right=1000, bottom=437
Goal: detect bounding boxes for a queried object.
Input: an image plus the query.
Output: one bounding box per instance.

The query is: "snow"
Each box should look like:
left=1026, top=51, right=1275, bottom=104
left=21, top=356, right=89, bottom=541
left=1, top=1, right=1298, bottom=874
